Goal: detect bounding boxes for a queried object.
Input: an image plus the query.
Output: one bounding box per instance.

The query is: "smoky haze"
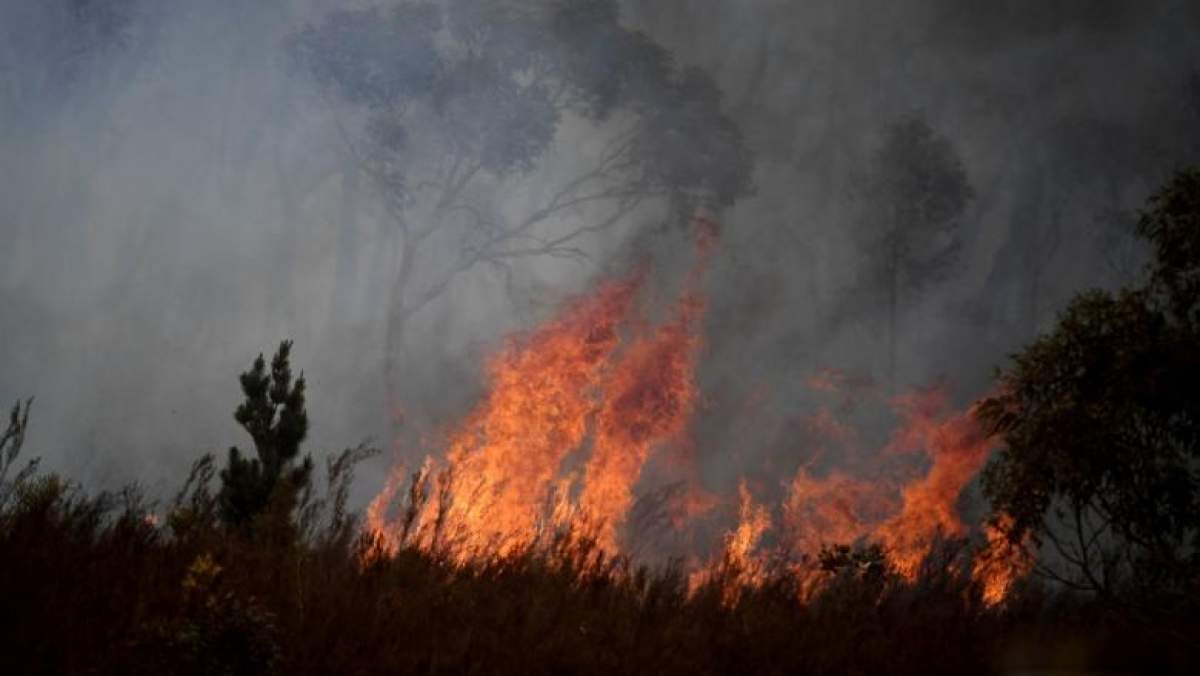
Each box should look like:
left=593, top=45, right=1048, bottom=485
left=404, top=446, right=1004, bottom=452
left=1, top=0, right=1197, bottom=511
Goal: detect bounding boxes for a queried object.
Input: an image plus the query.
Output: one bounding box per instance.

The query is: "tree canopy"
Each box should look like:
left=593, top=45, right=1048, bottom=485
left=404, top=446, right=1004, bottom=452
left=980, top=170, right=1200, bottom=612
left=855, top=114, right=973, bottom=291
left=852, top=113, right=972, bottom=386
left=291, top=0, right=753, bottom=211
left=290, top=0, right=755, bottom=425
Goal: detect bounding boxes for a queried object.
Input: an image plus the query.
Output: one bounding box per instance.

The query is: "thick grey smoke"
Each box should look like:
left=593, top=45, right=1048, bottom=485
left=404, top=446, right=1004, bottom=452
left=625, top=0, right=1200, bottom=497
left=1, top=0, right=1197, bottom=511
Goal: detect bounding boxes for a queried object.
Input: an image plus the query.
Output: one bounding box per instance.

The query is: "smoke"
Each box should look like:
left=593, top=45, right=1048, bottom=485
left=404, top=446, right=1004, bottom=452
left=1, top=0, right=1197, bottom=516
left=623, top=0, right=1200, bottom=498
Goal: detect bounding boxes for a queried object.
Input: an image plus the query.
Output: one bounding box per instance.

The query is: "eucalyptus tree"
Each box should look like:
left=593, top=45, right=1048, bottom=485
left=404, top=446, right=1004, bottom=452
left=853, top=114, right=972, bottom=389
left=291, top=0, right=753, bottom=416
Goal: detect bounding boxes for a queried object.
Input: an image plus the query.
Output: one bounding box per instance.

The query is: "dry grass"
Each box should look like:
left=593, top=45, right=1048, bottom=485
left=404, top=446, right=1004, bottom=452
left=0, top=473, right=1194, bottom=674
left=0, top=414, right=1194, bottom=674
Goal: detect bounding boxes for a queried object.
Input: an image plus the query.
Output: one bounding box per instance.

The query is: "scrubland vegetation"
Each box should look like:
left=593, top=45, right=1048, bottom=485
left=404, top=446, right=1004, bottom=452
left=0, top=435, right=1193, bottom=675
left=4, top=170, right=1200, bottom=676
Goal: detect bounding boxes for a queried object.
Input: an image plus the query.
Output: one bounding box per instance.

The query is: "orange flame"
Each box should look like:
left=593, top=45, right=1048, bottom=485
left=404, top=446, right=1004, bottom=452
left=689, top=480, right=771, bottom=601
left=973, top=514, right=1034, bottom=606
left=578, top=229, right=711, bottom=551
left=369, top=215, right=713, bottom=560
left=439, top=273, right=641, bottom=554
left=366, top=272, right=641, bottom=557
left=776, top=387, right=1006, bottom=584
left=876, top=389, right=996, bottom=578
left=366, top=215, right=1031, bottom=603
left=782, top=468, right=896, bottom=556
left=726, top=481, right=771, bottom=575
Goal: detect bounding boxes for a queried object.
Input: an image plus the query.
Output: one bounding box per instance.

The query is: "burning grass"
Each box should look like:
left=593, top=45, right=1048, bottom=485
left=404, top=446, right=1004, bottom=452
left=0, top=469, right=1192, bottom=674
left=365, top=217, right=1032, bottom=607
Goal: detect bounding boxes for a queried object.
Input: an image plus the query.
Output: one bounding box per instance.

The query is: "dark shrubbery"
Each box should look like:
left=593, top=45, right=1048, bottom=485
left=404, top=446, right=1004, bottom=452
left=981, top=170, right=1200, bottom=620
left=0, top=434, right=1194, bottom=674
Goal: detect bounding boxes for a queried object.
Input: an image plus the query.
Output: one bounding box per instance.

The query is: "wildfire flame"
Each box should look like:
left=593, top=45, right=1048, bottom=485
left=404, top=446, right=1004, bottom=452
left=973, top=514, right=1035, bottom=605
left=367, top=271, right=642, bottom=557
left=367, top=216, right=712, bottom=559
left=875, top=389, right=997, bottom=578
left=577, top=222, right=712, bottom=551
left=367, top=215, right=1031, bottom=604
left=688, top=480, right=772, bottom=601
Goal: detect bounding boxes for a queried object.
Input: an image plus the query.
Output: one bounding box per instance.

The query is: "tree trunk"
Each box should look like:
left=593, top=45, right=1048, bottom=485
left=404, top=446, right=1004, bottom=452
left=383, top=225, right=416, bottom=446
left=329, top=158, right=360, bottom=328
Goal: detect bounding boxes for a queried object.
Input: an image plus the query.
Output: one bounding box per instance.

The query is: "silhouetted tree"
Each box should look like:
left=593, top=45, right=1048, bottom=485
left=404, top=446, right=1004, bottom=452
left=854, top=114, right=972, bottom=388
left=980, top=170, right=1200, bottom=617
left=218, top=341, right=314, bottom=530
left=291, top=0, right=753, bottom=426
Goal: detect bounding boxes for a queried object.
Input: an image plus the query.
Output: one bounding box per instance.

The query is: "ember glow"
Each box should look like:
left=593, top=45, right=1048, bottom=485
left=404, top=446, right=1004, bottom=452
left=367, top=217, right=1030, bottom=602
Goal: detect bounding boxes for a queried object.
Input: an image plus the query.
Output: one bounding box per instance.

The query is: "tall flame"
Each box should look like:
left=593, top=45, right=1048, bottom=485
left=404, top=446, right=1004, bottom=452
left=367, top=215, right=1031, bottom=604
left=577, top=221, right=713, bottom=551
left=438, top=273, right=641, bottom=554
left=876, top=389, right=997, bottom=578
left=369, top=216, right=713, bottom=559
left=366, top=272, right=642, bottom=557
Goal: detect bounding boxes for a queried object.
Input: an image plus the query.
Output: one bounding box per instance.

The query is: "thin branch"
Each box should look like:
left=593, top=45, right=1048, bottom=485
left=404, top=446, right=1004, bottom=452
left=487, top=197, right=646, bottom=260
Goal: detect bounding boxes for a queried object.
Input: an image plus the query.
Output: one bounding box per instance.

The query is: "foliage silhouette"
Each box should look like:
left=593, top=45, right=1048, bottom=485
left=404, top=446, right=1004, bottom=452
left=980, top=169, right=1200, bottom=617
left=218, top=340, right=314, bottom=532
left=853, top=114, right=973, bottom=387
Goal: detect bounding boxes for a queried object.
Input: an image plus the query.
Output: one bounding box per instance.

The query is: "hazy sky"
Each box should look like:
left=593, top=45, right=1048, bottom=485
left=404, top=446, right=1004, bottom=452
left=2, top=0, right=1197, bottom=506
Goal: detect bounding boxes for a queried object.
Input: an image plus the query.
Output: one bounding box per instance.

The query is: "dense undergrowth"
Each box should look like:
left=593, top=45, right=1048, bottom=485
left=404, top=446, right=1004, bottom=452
left=0, top=436, right=1194, bottom=675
